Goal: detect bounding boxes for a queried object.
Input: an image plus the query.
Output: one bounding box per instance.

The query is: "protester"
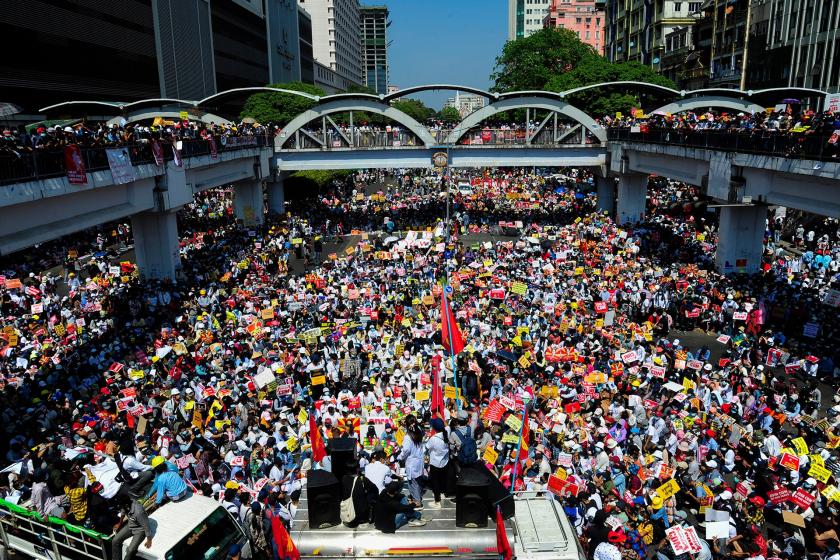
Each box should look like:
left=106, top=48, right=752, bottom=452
left=0, top=165, right=838, bottom=560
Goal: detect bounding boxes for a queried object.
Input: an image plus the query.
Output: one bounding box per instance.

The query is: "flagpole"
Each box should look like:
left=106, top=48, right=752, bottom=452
left=508, top=403, right=528, bottom=494
left=443, top=288, right=462, bottom=412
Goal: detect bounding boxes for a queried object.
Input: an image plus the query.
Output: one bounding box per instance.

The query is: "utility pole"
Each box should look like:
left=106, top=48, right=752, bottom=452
left=740, top=0, right=754, bottom=91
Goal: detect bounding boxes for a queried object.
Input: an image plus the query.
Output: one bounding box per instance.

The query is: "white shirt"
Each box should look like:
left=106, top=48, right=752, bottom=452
left=426, top=433, right=450, bottom=468
left=365, top=461, right=391, bottom=493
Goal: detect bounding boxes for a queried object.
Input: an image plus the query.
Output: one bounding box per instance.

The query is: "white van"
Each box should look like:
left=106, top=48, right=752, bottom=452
left=0, top=494, right=248, bottom=560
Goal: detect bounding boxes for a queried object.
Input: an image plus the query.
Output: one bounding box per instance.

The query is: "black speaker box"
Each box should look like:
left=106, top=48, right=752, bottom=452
left=328, top=437, right=358, bottom=482
left=455, top=466, right=489, bottom=528
left=307, top=469, right=340, bottom=529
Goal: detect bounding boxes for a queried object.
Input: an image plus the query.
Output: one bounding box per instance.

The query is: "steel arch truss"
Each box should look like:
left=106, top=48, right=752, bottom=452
left=651, top=96, right=765, bottom=116
left=276, top=98, right=437, bottom=150
left=444, top=96, right=607, bottom=145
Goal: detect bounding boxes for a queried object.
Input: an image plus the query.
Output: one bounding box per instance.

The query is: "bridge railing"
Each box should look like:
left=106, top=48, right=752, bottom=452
left=0, top=135, right=273, bottom=186
left=281, top=129, right=423, bottom=150
left=456, top=127, right=594, bottom=146
left=607, top=128, right=839, bottom=162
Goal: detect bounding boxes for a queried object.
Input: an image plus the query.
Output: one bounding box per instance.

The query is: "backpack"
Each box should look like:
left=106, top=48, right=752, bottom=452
left=454, top=428, right=477, bottom=465
left=247, top=509, right=268, bottom=552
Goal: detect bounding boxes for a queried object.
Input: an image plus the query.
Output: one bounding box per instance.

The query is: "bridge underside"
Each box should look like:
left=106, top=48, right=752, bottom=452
left=275, top=146, right=607, bottom=171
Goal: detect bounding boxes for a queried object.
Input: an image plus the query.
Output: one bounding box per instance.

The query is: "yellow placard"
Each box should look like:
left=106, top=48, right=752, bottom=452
left=286, top=436, right=299, bottom=452
left=444, top=385, right=457, bottom=399
left=179, top=111, right=189, bottom=121
left=791, top=437, right=809, bottom=456
left=501, top=433, right=520, bottom=444
left=261, top=308, right=275, bottom=320
left=511, top=281, right=527, bottom=296
left=395, top=427, right=406, bottom=446
left=682, top=377, right=695, bottom=392
left=422, top=295, right=434, bottom=306
left=414, top=390, right=430, bottom=401
left=298, top=409, right=308, bottom=424
left=808, top=463, right=832, bottom=484
left=555, top=466, right=568, bottom=480
left=192, top=410, right=203, bottom=430
left=505, top=414, right=523, bottom=432
left=483, top=446, right=498, bottom=464
left=655, top=478, right=681, bottom=500
left=311, top=375, right=326, bottom=386
left=517, top=355, right=531, bottom=369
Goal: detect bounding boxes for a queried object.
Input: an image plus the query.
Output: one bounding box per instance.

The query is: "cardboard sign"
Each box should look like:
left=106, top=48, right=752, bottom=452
left=650, top=365, right=666, bottom=378
left=311, top=375, right=326, bottom=386
left=483, top=400, right=506, bottom=423
left=621, top=351, right=638, bottom=363
left=414, top=390, right=430, bottom=401
left=547, top=474, right=580, bottom=497
left=733, top=311, right=748, bottom=321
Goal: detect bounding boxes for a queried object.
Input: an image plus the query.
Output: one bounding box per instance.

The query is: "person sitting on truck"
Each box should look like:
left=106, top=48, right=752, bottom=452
left=146, top=455, right=188, bottom=504
left=374, top=480, right=426, bottom=533
left=111, top=493, right=153, bottom=560
left=64, top=471, right=90, bottom=523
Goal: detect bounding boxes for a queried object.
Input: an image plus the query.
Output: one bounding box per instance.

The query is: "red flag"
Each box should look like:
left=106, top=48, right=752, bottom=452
left=430, top=355, right=445, bottom=417
left=309, top=413, right=327, bottom=463
left=495, top=506, right=513, bottom=560
left=440, top=291, right=465, bottom=355
left=268, top=510, right=300, bottom=560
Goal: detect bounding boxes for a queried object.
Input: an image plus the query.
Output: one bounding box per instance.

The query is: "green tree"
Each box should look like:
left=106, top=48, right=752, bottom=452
left=491, top=28, right=596, bottom=92
left=239, top=81, right=325, bottom=125
left=545, top=59, right=676, bottom=117
left=391, top=98, right=434, bottom=123
left=438, top=106, right=462, bottom=124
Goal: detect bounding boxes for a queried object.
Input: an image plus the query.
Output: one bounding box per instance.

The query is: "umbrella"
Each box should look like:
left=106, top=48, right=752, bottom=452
left=782, top=98, right=801, bottom=104
left=0, top=102, right=22, bottom=117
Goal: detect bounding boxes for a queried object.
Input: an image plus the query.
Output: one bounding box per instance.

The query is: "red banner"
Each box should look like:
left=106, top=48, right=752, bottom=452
left=547, top=474, right=580, bottom=497
left=790, top=488, right=815, bottom=509
left=64, top=145, right=87, bottom=184
left=208, top=137, right=218, bottom=158
left=151, top=140, right=164, bottom=166
left=767, top=486, right=792, bottom=505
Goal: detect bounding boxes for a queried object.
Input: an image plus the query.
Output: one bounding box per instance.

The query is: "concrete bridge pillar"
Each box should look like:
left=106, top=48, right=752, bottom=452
left=233, top=180, right=264, bottom=226
left=715, top=204, right=767, bottom=274
left=615, top=172, right=648, bottom=225
left=131, top=209, right=181, bottom=280
left=596, top=175, right=616, bottom=215
left=267, top=173, right=287, bottom=215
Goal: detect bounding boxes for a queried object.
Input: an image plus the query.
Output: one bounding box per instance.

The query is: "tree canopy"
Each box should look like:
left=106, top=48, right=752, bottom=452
left=239, top=82, right=324, bottom=125
left=438, top=106, right=462, bottom=124
left=490, top=28, right=676, bottom=117
left=391, top=98, right=434, bottom=123
left=491, top=28, right=596, bottom=92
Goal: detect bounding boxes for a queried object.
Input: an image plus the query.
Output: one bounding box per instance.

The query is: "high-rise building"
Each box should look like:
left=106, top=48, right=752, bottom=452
left=509, top=0, right=553, bottom=40
left=298, top=0, right=363, bottom=88
left=0, top=0, right=302, bottom=112
left=543, top=0, right=607, bottom=54
left=360, top=5, right=390, bottom=95
left=604, top=0, right=700, bottom=70
left=444, top=93, right=487, bottom=118
left=746, top=0, right=840, bottom=92
left=298, top=5, right=316, bottom=85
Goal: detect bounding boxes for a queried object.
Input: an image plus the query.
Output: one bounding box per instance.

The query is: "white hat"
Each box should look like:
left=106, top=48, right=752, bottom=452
left=170, top=388, right=180, bottom=396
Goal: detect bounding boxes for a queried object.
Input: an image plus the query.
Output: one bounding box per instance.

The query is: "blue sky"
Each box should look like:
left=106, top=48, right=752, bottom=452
left=375, top=0, right=508, bottom=108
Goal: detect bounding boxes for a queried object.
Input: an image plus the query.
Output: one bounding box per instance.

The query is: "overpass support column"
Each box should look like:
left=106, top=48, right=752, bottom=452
left=267, top=173, right=287, bottom=215
left=131, top=209, right=181, bottom=280
left=715, top=204, right=767, bottom=274
left=596, top=176, right=616, bottom=215
left=233, top=180, right=264, bottom=226
left=615, top=173, right=648, bottom=225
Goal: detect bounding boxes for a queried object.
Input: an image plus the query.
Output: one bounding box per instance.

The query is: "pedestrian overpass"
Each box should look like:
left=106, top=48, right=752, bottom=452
left=4, top=83, right=838, bottom=277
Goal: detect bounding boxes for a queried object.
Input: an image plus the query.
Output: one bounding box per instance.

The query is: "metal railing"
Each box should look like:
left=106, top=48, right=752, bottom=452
left=607, top=128, right=839, bottom=162
left=456, top=127, right=595, bottom=146
left=0, top=135, right=272, bottom=186
left=283, top=129, right=422, bottom=150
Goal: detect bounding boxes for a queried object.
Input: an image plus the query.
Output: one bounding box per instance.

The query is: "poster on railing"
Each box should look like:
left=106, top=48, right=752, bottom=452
left=827, top=93, right=840, bottom=114
left=208, top=137, right=218, bottom=159
left=106, top=148, right=135, bottom=184
left=172, top=145, right=183, bottom=167
left=63, top=145, right=87, bottom=184
left=151, top=140, right=164, bottom=166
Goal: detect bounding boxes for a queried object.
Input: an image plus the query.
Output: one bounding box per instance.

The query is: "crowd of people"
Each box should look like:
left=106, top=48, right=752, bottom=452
left=606, top=107, right=840, bottom=159
left=0, top=166, right=839, bottom=560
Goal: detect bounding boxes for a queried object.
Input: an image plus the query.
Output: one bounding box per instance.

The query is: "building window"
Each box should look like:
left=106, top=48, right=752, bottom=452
left=674, top=2, right=682, bottom=11
left=576, top=17, right=581, bottom=23
left=688, top=2, right=701, bottom=12
left=586, top=31, right=590, bottom=39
